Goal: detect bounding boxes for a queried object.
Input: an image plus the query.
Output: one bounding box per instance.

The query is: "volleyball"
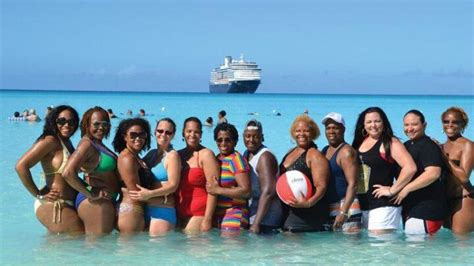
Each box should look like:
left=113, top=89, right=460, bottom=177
left=276, top=170, right=313, bottom=205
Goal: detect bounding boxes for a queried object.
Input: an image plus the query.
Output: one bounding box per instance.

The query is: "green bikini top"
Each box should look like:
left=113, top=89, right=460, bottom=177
left=91, top=141, right=117, bottom=172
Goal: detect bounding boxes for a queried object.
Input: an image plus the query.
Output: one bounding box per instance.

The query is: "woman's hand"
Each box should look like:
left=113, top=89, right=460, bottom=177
left=249, top=223, right=261, bottom=234
left=372, top=185, right=395, bottom=198
left=88, top=190, right=110, bottom=203
left=332, top=213, right=347, bottom=230
left=200, top=218, right=212, bottom=232
left=128, top=184, right=153, bottom=201
left=393, top=187, right=410, bottom=205
left=205, top=176, right=221, bottom=195
left=38, top=187, right=61, bottom=201
left=288, top=192, right=312, bottom=208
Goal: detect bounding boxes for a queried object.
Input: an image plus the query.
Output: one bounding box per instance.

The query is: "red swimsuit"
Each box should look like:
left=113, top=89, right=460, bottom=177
left=176, top=167, right=208, bottom=218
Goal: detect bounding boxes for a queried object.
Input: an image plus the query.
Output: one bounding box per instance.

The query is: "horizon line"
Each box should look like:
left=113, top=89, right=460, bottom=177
left=0, top=88, right=473, bottom=97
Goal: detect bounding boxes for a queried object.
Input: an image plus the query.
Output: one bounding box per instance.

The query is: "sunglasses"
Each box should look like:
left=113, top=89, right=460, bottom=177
left=56, top=117, right=76, bottom=127
left=129, top=131, right=147, bottom=140
left=156, top=129, right=173, bottom=136
left=92, top=121, right=110, bottom=129
left=442, top=120, right=461, bottom=125
left=216, top=137, right=232, bottom=143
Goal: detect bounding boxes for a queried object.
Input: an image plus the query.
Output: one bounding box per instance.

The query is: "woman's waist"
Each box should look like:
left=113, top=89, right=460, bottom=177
left=44, top=183, right=78, bottom=201
left=147, top=194, right=175, bottom=207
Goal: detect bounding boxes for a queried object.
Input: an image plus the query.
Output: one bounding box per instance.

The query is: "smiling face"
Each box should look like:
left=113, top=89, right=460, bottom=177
left=403, top=113, right=426, bottom=141
left=293, top=121, right=312, bottom=148
left=442, top=111, right=464, bottom=138
left=155, top=120, right=175, bottom=149
left=88, top=111, right=110, bottom=141
left=56, top=109, right=77, bottom=139
left=216, top=130, right=235, bottom=156
left=324, top=120, right=345, bottom=146
left=244, top=129, right=262, bottom=153
left=364, top=111, right=384, bottom=139
left=125, top=125, right=147, bottom=153
left=183, top=120, right=202, bottom=148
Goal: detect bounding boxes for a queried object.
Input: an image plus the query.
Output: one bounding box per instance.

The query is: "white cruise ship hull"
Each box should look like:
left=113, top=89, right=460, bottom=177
left=209, top=80, right=260, bottom=93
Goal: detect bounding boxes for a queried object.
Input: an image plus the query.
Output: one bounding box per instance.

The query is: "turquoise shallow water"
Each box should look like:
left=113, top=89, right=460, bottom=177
left=0, top=90, right=473, bottom=264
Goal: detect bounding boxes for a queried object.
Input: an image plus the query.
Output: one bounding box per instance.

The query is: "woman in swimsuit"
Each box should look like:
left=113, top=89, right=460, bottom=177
left=176, top=117, right=220, bottom=234
left=16, top=105, right=84, bottom=234
left=441, top=107, right=474, bottom=234
left=352, top=107, right=416, bottom=234
left=176, top=117, right=219, bottom=234
left=129, top=118, right=181, bottom=236
left=279, top=115, right=330, bottom=232
left=112, top=118, right=152, bottom=234
left=393, top=110, right=448, bottom=235
left=207, top=123, right=251, bottom=235
left=63, top=106, right=120, bottom=235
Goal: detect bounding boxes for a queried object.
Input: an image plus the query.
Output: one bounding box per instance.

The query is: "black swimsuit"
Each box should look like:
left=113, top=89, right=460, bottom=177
left=279, top=144, right=329, bottom=232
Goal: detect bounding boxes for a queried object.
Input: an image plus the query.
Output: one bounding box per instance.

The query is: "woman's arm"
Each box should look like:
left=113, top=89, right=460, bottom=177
left=130, top=151, right=182, bottom=200
left=206, top=151, right=251, bottom=199
left=201, top=149, right=220, bottom=231
left=289, top=148, right=330, bottom=208
left=62, top=138, right=97, bottom=199
left=334, top=146, right=359, bottom=228
left=117, top=153, right=140, bottom=191
left=449, top=140, right=473, bottom=185
left=16, top=136, right=59, bottom=199
left=373, top=138, right=416, bottom=198
left=249, top=151, right=278, bottom=233
left=394, top=166, right=441, bottom=204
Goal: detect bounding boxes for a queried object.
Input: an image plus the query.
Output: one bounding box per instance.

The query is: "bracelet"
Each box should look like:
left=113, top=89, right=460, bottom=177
left=388, top=187, right=393, bottom=197
left=36, top=195, right=45, bottom=200
left=339, top=211, right=349, bottom=218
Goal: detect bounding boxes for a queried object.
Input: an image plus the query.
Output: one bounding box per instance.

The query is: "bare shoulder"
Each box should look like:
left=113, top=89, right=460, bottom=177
left=460, top=137, right=474, bottom=155
left=118, top=151, right=135, bottom=165
left=339, top=144, right=357, bottom=159
left=391, top=137, right=404, bottom=146
left=167, top=150, right=180, bottom=160
left=35, top=135, right=60, bottom=150
left=307, top=147, right=325, bottom=160
left=200, top=148, right=216, bottom=158
left=260, top=150, right=277, bottom=164
left=77, top=136, right=94, bottom=149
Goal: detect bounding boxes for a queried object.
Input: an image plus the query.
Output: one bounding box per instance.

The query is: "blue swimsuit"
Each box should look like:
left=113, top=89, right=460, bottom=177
left=145, top=151, right=177, bottom=225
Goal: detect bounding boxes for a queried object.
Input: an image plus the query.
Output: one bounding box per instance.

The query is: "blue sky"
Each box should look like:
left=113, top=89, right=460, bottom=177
left=1, top=0, right=473, bottom=94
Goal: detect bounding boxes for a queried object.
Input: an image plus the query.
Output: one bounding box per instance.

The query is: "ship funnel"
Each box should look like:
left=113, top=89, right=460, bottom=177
left=224, top=56, right=232, bottom=67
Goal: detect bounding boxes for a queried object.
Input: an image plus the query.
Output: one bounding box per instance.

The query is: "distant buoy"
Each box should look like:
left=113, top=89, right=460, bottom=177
left=161, top=107, right=166, bottom=111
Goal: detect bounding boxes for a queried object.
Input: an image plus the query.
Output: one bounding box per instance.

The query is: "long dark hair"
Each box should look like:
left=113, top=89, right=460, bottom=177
left=112, top=118, right=151, bottom=153
left=37, top=105, right=80, bottom=142
left=352, top=107, right=395, bottom=160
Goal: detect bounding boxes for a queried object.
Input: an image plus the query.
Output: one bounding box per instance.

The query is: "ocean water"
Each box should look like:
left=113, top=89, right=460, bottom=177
left=0, top=90, right=473, bottom=264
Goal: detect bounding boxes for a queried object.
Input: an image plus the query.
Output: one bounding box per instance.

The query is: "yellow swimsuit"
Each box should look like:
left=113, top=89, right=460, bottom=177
left=35, top=139, right=74, bottom=223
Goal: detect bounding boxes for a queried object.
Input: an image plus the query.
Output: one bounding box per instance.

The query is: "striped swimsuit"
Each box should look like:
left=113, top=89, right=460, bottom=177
left=215, top=150, right=250, bottom=231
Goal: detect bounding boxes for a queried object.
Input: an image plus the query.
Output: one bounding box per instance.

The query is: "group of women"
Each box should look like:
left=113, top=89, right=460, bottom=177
left=16, top=105, right=473, bottom=236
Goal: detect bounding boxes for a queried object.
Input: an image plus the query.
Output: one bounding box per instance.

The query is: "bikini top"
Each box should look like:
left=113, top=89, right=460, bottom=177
left=43, top=138, right=70, bottom=176
left=90, top=140, right=117, bottom=173
left=152, top=152, right=169, bottom=182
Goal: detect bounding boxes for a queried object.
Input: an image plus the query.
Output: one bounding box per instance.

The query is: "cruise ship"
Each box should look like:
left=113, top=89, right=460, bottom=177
left=209, top=55, right=261, bottom=93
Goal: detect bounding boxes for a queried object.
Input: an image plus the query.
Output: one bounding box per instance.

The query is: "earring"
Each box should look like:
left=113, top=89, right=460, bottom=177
left=182, top=138, right=185, bottom=141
